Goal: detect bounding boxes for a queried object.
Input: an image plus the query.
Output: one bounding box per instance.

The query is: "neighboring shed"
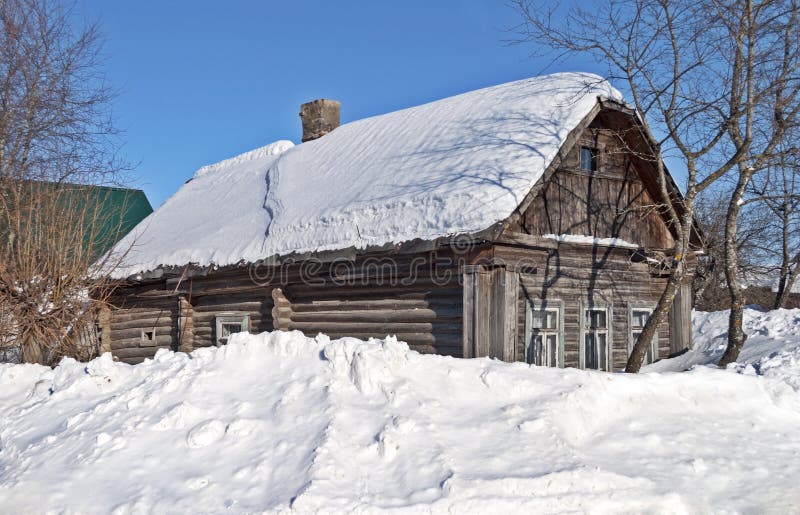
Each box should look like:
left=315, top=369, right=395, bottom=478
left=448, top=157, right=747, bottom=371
left=85, top=185, right=154, bottom=258
left=67, top=183, right=153, bottom=259
left=102, top=72, right=700, bottom=367
left=2, top=181, right=153, bottom=259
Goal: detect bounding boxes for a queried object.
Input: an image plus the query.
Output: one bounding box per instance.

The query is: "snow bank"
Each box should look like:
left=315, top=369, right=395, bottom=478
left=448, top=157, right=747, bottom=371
left=647, top=309, right=800, bottom=370
left=111, top=73, right=622, bottom=278
left=2, top=313, right=800, bottom=512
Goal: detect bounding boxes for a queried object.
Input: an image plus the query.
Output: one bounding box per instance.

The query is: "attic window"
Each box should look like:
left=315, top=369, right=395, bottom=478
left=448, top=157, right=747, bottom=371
left=215, top=314, right=249, bottom=346
left=580, top=146, right=598, bottom=172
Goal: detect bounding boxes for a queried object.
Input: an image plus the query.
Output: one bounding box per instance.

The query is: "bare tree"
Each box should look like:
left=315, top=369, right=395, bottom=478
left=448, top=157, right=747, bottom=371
left=513, top=0, right=800, bottom=371
left=693, top=183, right=788, bottom=311
left=692, top=190, right=731, bottom=310
left=0, top=0, right=129, bottom=364
left=769, top=156, right=800, bottom=308
left=743, top=141, right=800, bottom=309
left=716, top=0, right=800, bottom=366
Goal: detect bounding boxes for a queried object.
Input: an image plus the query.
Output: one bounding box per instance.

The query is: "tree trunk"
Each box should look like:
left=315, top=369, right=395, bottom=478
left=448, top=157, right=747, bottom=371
left=775, top=273, right=791, bottom=309
left=626, top=204, right=692, bottom=373
left=774, top=274, right=789, bottom=310
left=719, top=170, right=752, bottom=367
left=775, top=267, right=798, bottom=309
left=625, top=259, right=686, bottom=373
left=774, top=252, right=799, bottom=309
left=773, top=202, right=792, bottom=310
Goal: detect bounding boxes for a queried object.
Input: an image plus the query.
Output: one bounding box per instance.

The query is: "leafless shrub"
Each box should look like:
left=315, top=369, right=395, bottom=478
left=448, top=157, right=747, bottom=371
left=0, top=0, right=131, bottom=364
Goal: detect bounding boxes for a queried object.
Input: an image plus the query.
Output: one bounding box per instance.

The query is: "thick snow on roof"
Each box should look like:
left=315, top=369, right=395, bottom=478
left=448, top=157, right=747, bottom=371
left=112, top=72, right=622, bottom=278
left=112, top=140, right=294, bottom=276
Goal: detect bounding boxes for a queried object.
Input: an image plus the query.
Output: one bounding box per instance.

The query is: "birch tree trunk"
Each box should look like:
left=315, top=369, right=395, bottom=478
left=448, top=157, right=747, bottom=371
left=719, top=167, right=754, bottom=367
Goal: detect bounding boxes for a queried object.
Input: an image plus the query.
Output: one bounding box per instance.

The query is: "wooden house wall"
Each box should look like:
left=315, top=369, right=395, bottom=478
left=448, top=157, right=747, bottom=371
left=500, top=119, right=685, bottom=369
left=521, top=127, right=674, bottom=249
left=496, top=245, right=672, bottom=370
left=183, top=272, right=276, bottom=349
left=191, top=293, right=274, bottom=349
left=107, top=251, right=464, bottom=363
left=276, top=252, right=463, bottom=356
left=107, top=294, right=178, bottom=364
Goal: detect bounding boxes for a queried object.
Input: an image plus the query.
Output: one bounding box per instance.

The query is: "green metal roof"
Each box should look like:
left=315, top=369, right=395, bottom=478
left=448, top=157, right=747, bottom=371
left=1, top=181, right=153, bottom=260
left=83, top=185, right=153, bottom=257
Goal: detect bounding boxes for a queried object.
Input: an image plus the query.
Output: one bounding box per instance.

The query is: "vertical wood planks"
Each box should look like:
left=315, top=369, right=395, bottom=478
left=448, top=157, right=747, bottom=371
left=463, top=265, right=519, bottom=362
left=177, top=295, right=194, bottom=353
left=462, top=269, right=475, bottom=358
left=669, top=281, right=692, bottom=355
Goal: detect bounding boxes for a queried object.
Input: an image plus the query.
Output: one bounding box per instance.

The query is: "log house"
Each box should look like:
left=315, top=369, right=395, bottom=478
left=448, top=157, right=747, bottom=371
left=102, top=73, right=701, bottom=368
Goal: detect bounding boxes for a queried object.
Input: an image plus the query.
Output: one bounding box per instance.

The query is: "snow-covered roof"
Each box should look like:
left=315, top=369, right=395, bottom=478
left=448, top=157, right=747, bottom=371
left=111, top=72, right=623, bottom=278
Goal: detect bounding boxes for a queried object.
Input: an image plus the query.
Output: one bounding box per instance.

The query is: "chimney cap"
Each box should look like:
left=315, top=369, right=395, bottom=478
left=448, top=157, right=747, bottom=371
left=300, top=98, right=341, bottom=111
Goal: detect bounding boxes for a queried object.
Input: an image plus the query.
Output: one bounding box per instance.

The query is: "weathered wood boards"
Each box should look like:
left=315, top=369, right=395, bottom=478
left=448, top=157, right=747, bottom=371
left=502, top=243, right=673, bottom=370
left=463, top=266, right=518, bottom=361
left=107, top=296, right=177, bottom=364
left=669, top=281, right=693, bottom=355
left=108, top=252, right=465, bottom=363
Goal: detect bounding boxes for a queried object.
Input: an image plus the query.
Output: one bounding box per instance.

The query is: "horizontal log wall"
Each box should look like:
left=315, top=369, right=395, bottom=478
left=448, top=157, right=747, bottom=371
left=108, top=296, right=177, bottom=364
left=107, top=251, right=466, bottom=361
left=280, top=253, right=464, bottom=356
left=108, top=243, right=685, bottom=371
left=192, top=290, right=274, bottom=348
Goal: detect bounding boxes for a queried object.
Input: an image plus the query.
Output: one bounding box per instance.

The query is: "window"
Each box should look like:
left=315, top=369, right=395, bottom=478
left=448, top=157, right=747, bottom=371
left=525, top=300, right=563, bottom=367
left=629, top=307, right=658, bottom=365
left=142, top=329, right=155, bottom=343
left=581, top=303, right=611, bottom=370
left=215, top=314, right=250, bottom=346
left=580, top=146, right=598, bottom=172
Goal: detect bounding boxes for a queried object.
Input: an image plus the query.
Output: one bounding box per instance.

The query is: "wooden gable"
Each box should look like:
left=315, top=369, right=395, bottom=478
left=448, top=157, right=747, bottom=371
left=517, top=109, right=675, bottom=250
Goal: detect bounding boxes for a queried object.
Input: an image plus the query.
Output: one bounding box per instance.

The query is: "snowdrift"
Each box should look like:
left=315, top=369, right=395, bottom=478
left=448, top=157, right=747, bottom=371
left=648, top=308, right=800, bottom=391
left=1, top=310, right=799, bottom=512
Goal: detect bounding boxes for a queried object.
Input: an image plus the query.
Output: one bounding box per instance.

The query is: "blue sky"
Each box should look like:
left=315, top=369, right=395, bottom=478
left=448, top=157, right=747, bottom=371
left=75, top=1, right=603, bottom=207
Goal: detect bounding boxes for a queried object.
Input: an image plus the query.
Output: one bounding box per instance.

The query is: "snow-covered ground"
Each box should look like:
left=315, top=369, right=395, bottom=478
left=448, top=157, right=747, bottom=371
left=1, top=310, right=799, bottom=513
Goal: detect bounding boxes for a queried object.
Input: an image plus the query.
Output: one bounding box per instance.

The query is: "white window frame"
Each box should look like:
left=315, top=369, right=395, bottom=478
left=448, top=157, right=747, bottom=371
left=215, top=313, right=250, bottom=346
left=628, top=305, right=658, bottom=365
left=524, top=299, right=564, bottom=368
left=579, top=300, right=612, bottom=371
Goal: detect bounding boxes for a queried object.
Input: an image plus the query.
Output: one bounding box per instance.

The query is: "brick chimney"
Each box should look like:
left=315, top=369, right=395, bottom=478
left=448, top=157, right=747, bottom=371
left=299, top=99, right=341, bottom=142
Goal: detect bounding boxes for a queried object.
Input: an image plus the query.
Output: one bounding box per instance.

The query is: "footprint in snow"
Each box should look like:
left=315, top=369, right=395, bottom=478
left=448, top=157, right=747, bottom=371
left=186, top=476, right=211, bottom=490
left=186, top=419, right=227, bottom=448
